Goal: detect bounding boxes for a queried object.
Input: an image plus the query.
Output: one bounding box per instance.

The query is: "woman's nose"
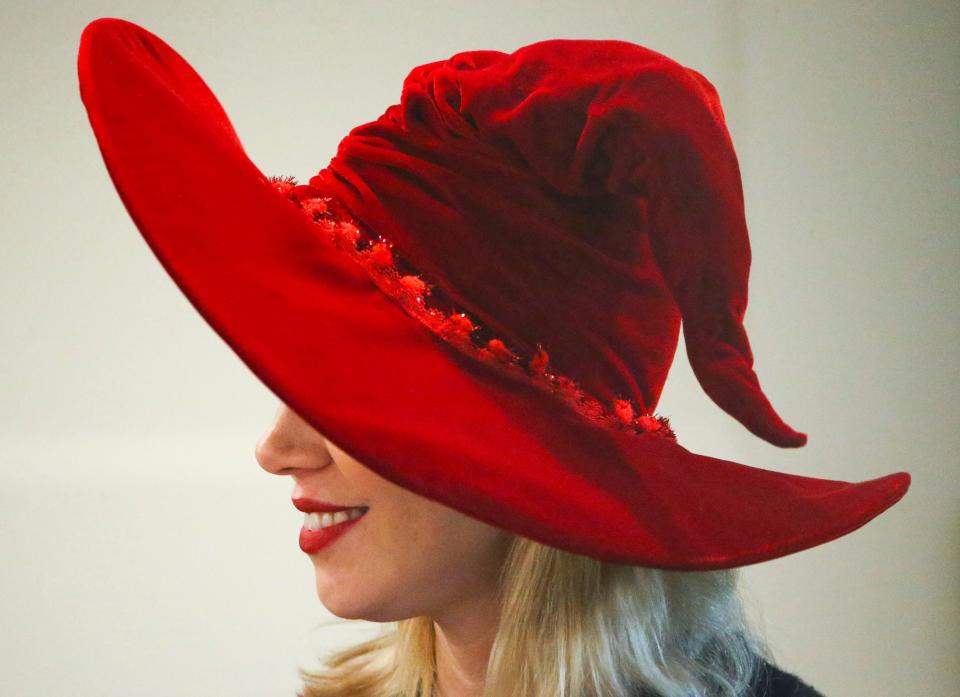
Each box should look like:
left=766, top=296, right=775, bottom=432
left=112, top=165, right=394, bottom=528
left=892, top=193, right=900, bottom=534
left=254, top=431, right=292, bottom=476
left=254, top=405, right=332, bottom=476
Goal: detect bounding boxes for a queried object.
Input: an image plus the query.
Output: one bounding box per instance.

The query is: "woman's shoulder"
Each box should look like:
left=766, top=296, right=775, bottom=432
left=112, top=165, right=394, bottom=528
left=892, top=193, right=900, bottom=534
left=749, top=658, right=827, bottom=697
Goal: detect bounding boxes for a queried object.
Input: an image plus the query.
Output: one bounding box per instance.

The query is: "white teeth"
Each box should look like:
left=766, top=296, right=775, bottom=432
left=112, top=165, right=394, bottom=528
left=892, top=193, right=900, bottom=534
left=303, top=508, right=366, bottom=531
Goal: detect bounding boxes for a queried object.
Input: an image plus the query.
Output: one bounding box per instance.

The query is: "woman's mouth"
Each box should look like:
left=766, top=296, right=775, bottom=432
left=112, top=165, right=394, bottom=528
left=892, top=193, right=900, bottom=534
left=299, top=507, right=368, bottom=554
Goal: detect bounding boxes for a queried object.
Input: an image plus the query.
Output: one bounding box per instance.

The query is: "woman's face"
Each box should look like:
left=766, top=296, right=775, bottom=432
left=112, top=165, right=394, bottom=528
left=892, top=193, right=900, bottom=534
left=255, top=401, right=514, bottom=623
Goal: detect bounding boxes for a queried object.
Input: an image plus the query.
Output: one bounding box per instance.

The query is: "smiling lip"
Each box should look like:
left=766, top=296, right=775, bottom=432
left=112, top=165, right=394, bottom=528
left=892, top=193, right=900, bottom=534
left=292, top=497, right=367, bottom=513
left=299, top=510, right=367, bottom=554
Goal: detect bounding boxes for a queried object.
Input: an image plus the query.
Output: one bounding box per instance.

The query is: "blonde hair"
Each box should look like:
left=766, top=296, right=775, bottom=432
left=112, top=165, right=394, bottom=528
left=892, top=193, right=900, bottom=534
left=296, top=535, right=773, bottom=697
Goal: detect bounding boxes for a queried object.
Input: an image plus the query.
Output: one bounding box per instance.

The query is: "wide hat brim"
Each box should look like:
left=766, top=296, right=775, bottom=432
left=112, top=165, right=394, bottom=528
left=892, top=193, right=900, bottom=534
left=77, top=17, right=910, bottom=570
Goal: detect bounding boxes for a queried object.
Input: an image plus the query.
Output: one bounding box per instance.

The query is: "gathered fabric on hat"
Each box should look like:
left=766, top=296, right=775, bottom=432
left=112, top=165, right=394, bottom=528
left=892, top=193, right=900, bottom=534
left=310, top=38, right=806, bottom=448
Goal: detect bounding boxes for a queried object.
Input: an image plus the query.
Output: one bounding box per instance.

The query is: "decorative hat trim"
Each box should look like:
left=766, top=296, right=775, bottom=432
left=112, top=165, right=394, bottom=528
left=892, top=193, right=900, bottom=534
left=268, top=175, right=677, bottom=443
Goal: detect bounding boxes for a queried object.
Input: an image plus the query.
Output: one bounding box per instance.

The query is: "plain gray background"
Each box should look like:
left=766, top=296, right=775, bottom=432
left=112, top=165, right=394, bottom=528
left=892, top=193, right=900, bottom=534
left=2, top=1, right=957, bottom=695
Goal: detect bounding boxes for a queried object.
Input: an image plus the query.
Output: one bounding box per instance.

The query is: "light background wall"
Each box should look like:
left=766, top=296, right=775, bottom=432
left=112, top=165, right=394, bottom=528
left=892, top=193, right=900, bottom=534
left=2, top=1, right=957, bottom=695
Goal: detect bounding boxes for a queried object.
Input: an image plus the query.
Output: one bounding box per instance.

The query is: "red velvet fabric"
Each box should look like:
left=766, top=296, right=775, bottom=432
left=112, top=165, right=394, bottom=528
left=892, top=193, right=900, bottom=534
left=311, top=39, right=804, bottom=447
left=77, top=17, right=910, bottom=569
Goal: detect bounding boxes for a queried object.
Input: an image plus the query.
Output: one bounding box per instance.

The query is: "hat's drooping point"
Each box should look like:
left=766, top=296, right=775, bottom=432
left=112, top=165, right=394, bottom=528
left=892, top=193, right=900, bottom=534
left=77, top=17, right=910, bottom=570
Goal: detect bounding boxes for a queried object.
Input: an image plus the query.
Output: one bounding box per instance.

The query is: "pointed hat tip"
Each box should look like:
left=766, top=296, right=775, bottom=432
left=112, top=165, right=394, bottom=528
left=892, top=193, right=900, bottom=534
left=774, top=427, right=807, bottom=449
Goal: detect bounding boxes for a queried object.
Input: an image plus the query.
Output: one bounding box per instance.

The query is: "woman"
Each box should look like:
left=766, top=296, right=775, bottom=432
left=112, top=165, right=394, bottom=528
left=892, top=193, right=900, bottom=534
left=256, top=401, right=822, bottom=697
left=78, top=17, right=910, bottom=697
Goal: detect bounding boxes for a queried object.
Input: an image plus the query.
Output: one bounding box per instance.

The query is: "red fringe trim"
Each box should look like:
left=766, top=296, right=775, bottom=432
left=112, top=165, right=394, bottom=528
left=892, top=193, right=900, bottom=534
left=268, top=175, right=677, bottom=443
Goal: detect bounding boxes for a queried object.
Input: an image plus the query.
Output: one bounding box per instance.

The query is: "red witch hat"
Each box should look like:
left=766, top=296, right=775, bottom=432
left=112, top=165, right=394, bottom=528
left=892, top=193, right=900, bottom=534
left=77, top=17, right=910, bottom=570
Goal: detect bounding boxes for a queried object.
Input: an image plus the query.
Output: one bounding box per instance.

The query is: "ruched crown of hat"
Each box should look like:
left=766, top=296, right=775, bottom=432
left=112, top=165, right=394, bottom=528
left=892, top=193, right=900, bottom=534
left=309, top=38, right=807, bottom=448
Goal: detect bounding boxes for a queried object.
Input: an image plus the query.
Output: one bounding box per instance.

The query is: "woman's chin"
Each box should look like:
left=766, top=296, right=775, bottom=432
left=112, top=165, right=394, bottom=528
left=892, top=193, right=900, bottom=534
left=315, top=579, right=414, bottom=623
left=316, top=585, right=364, bottom=619
left=314, top=571, right=374, bottom=620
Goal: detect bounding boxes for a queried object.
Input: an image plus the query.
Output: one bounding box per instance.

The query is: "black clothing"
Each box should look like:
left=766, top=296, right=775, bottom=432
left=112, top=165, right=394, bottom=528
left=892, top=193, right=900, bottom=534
left=631, top=658, right=827, bottom=696
left=750, top=659, right=826, bottom=697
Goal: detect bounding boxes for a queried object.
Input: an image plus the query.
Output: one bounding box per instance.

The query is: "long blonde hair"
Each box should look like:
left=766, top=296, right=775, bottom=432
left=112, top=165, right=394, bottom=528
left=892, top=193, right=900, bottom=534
left=296, top=534, right=773, bottom=697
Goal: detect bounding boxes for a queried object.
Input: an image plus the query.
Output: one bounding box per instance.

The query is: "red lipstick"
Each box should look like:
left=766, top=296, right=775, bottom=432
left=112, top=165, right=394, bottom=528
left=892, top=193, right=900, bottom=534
left=294, top=498, right=368, bottom=554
